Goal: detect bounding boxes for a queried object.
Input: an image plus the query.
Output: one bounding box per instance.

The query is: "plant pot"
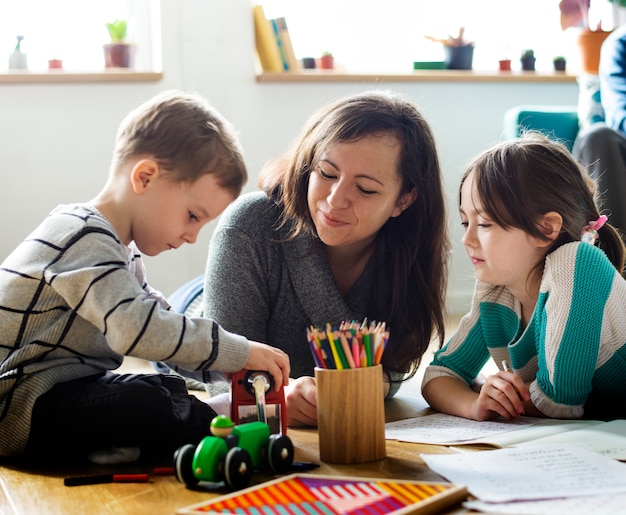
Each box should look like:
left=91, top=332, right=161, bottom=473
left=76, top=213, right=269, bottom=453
left=302, top=57, right=316, bottom=69
left=553, top=59, right=567, bottom=72
left=319, top=54, right=334, bottom=69
left=48, top=59, right=63, bottom=70
left=498, top=59, right=511, bottom=71
left=577, top=30, right=611, bottom=74
left=520, top=56, right=536, bottom=71
left=444, top=44, right=474, bottom=70
left=103, top=43, right=134, bottom=68
left=8, top=51, right=27, bottom=70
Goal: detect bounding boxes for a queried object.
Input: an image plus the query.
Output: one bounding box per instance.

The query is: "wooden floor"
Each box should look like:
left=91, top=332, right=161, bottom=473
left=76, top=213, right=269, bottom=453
left=0, top=395, right=468, bottom=515
left=0, top=315, right=466, bottom=514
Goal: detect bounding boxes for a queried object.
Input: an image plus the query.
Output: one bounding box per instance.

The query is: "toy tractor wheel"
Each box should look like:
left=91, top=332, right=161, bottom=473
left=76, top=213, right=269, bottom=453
left=224, top=447, right=253, bottom=490
left=267, top=434, right=294, bottom=474
left=173, top=444, right=200, bottom=487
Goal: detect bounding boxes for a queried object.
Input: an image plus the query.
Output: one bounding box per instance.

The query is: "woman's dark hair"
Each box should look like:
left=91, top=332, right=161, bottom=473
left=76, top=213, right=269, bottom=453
left=259, top=90, right=450, bottom=377
left=460, top=131, right=625, bottom=277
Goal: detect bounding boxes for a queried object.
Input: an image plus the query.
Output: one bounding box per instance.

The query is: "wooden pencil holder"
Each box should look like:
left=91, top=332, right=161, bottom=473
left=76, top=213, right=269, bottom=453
left=315, top=365, right=386, bottom=464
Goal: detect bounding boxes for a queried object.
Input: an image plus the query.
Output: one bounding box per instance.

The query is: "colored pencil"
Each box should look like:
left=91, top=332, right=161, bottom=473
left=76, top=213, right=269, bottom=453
left=308, top=320, right=389, bottom=369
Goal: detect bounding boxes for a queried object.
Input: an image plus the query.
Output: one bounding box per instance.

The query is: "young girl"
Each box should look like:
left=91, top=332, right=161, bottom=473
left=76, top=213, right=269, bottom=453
left=422, top=132, right=626, bottom=421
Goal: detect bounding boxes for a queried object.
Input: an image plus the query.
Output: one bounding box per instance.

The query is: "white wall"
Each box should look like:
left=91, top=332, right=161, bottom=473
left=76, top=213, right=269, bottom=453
left=0, top=0, right=579, bottom=315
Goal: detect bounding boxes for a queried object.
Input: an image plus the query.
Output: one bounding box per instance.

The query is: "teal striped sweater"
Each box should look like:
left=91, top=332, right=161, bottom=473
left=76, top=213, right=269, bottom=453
left=423, top=242, right=626, bottom=419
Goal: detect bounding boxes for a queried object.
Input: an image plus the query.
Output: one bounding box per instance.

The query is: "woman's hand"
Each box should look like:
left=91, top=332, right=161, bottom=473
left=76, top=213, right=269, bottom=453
left=470, top=370, right=530, bottom=421
left=284, top=376, right=317, bottom=427
left=244, top=341, right=290, bottom=391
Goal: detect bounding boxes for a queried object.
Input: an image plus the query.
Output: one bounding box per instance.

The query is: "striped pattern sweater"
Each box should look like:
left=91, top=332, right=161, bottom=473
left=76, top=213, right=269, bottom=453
left=423, top=242, right=626, bottom=418
left=0, top=204, right=249, bottom=457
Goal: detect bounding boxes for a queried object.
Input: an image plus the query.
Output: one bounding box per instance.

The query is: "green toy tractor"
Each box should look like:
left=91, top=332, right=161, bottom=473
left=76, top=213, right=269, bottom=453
left=173, top=416, right=294, bottom=490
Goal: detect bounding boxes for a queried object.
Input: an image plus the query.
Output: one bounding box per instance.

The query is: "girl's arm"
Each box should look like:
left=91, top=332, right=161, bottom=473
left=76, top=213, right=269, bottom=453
left=421, top=283, right=530, bottom=421
left=423, top=376, right=484, bottom=419
left=423, top=371, right=530, bottom=421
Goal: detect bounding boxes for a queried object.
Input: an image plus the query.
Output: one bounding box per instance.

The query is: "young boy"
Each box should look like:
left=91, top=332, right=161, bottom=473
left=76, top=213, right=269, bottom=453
left=0, top=90, right=289, bottom=464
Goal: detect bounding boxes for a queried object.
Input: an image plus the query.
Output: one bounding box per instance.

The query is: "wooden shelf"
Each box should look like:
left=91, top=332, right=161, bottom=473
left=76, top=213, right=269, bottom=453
left=1, top=69, right=575, bottom=85
left=257, top=70, right=578, bottom=84
left=0, top=70, right=163, bottom=84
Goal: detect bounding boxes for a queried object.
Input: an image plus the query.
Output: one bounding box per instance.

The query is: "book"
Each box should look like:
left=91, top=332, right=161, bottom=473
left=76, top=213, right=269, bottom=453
left=271, top=17, right=300, bottom=71
left=252, top=4, right=283, bottom=72
left=176, top=473, right=467, bottom=515
left=270, top=18, right=289, bottom=71
left=386, top=413, right=626, bottom=460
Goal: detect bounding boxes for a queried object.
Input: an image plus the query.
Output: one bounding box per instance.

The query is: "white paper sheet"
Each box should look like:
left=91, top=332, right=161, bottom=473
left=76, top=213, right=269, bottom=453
left=464, top=492, right=626, bottom=515
left=385, top=413, right=546, bottom=445
left=516, top=419, right=626, bottom=460
left=421, top=442, right=626, bottom=503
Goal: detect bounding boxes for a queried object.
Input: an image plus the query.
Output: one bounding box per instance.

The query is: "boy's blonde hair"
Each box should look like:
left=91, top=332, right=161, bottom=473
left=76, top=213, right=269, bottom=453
left=112, top=90, right=247, bottom=195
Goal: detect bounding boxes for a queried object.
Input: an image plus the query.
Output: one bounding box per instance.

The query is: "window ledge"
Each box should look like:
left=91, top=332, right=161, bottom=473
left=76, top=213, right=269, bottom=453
left=0, top=70, right=163, bottom=84
left=256, top=70, right=578, bottom=83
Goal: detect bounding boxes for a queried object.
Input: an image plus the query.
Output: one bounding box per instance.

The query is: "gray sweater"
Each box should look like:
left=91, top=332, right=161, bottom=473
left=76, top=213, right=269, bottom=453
left=204, top=191, right=402, bottom=395
left=0, top=204, right=249, bottom=457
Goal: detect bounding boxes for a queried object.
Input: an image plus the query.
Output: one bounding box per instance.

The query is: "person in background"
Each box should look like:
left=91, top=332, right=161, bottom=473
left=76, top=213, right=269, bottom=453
left=0, top=90, right=289, bottom=464
left=573, top=24, right=626, bottom=237
left=203, top=90, right=450, bottom=427
left=422, top=132, right=626, bottom=422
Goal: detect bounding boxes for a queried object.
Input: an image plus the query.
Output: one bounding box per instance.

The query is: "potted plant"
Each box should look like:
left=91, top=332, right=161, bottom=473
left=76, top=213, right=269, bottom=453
left=48, top=58, right=63, bottom=70
left=8, top=35, right=27, bottom=70
left=319, top=51, right=334, bottom=69
left=520, top=49, right=536, bottom=71
left=103, top=19, right=133, bottom=68
left=498, top=58, right=512, bottom=71
left=426, top=27, right=474, bottom=70
left=553, top=55, right=567, bottom=71
left=559, top=0, right=626, bottom=73
left=301, top=57, right=316, bottom=69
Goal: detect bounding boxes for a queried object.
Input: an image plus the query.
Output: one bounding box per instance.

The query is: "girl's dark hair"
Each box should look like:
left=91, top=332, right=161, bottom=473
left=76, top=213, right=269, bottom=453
left=460, top=131, right=625, bottom=275
left=113, top=90, right=247, bottom=196
left=259, top=90, right=450, bottom=377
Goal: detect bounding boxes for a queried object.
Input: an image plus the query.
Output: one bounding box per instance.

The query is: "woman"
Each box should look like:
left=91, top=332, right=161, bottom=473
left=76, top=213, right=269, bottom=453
left=204, top=90, right=449, bottom=426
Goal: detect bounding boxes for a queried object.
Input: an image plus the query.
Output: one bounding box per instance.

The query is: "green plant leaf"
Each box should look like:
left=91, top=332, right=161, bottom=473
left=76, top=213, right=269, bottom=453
left=105, top=19, right=127, bottom=42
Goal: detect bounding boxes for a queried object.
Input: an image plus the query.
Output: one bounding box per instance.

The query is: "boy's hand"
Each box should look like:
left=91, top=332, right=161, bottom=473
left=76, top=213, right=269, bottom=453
left=245, top=341, right=290, bottom=391
left=472, top=370, right=530, bottom=421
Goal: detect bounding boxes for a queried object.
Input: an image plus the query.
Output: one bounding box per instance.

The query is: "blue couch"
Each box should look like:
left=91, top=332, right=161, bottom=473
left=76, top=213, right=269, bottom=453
left=503, top=105, right=580, bottom=151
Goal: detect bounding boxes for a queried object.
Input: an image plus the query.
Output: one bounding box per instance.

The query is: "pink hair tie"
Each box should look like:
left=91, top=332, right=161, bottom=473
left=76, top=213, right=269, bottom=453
left=581, top=215, right=608, bottom=245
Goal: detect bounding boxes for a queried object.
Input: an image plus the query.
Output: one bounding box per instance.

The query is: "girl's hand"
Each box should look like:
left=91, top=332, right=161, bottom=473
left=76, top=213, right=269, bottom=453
left=244, top=341, right=290, bottom=391
left=471, top=370, right=530, bottom=420
left=284, top=376, right=318, bottom=427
